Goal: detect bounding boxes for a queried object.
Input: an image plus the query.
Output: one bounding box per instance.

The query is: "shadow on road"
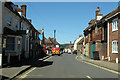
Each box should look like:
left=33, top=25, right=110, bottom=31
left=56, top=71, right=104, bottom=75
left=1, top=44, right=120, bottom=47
left=31, top=61, right=53, bottom=67
left=3, top=54, right=53, bottom=68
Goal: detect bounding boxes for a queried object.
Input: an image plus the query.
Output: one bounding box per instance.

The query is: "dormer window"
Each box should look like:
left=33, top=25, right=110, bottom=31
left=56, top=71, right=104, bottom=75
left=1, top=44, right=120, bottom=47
left=18, top=12, right=23, bottom=16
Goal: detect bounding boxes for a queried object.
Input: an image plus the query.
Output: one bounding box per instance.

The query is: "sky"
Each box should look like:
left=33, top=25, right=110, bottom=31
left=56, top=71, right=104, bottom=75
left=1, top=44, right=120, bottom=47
left=13, top=2, right=118, bottom=44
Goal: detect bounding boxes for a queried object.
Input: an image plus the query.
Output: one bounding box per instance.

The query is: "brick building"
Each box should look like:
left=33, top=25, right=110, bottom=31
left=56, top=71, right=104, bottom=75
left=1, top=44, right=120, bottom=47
left=84, top=6, right=120, bottom=63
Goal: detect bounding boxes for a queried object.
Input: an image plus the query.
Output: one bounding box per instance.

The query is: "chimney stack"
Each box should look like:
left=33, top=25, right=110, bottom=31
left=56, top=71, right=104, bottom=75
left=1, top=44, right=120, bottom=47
left=96, top=7, right=100, bottom=19
left=79, top=35, right=82, bottom=38
left=14, top=5, right=18, bottom=11
left=21, top=4, right=27, bottom=17
left=70, top=41, right=72, bottom=45
left=95, top=7, right=103, bottom=20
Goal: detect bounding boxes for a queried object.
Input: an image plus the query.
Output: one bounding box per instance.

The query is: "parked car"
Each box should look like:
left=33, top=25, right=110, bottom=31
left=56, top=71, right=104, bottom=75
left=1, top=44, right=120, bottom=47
left=73, top=50, right=77, bottom=54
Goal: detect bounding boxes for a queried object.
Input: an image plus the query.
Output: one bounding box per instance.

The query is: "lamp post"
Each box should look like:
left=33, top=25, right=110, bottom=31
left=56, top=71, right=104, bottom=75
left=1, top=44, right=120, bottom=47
left=54, top=30, right=56, bottom=47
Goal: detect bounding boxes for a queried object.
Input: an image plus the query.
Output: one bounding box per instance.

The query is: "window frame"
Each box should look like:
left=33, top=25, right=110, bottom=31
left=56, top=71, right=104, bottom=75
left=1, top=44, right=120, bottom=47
left=112, top=40, right=118, bottom=53
left=112, top=18, right=118, bottom=32
left=5, top=37, right=15, bottom=52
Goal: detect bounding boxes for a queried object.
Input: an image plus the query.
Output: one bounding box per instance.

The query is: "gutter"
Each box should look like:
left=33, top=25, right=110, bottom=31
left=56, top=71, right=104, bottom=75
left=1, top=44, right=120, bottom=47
left=105, top=11, right=120, bottom=21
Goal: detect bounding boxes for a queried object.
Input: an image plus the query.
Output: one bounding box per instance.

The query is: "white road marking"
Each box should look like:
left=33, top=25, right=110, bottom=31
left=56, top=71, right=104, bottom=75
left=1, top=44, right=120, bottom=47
left=86, top=75, right=93, bottom=80
left=18, top=56, right=52, bottom=80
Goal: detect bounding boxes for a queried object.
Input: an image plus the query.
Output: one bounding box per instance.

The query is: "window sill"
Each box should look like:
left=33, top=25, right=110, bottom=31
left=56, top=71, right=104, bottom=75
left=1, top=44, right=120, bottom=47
left=112, top=29, right=118, bottom=32
left=5, top=50, right=16, bottom=53
left=112, top=52, right=118, bottom=54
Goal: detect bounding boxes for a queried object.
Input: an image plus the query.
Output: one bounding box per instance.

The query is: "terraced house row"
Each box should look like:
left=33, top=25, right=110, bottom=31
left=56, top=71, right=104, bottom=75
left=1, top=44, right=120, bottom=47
left=0, top=2, right=42, bottom=67
left=83, top=6, right=120, bottom=63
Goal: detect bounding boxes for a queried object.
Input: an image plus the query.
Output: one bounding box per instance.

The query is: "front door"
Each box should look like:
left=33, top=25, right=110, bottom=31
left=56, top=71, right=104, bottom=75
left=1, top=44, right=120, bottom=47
left=90, top=44, right=96, bottom=59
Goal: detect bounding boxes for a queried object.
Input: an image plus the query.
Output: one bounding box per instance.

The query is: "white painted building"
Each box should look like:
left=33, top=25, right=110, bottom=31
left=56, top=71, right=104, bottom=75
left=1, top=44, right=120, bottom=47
left=2, top=2, right=22, bottom=64
left=73, top=35, right=83, bottom=51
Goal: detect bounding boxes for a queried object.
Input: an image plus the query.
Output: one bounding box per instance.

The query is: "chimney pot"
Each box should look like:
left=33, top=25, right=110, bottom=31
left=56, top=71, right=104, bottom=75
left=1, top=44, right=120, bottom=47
left=79, top=35, right=82, bottom=38
left=97, top=7, right=100, bottom=10
left=14, top=5, right=18, bottom=11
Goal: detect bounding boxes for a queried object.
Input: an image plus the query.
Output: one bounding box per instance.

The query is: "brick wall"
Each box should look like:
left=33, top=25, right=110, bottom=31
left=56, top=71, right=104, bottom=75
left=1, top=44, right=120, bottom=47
left=97, top=43, right=107, bottom=59
left=92, top=30, right=95, bottom=41
left=109, top=16, right=118, bottom=62
left=96, top=27, right=102, bottom=41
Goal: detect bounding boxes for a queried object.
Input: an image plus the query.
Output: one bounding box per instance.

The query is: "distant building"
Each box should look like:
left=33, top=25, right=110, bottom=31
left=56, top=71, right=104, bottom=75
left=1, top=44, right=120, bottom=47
left=73, top=35, right=83, bottom=51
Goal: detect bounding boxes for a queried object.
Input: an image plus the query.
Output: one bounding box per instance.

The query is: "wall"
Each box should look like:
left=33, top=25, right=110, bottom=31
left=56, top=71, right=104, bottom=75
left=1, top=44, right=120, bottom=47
left=3, top=7, right=21, bottom=31
left=109, top=16, right=118, bottom=62
left=118, top=14, right=120, bottom=62
left=97, top=42, right=107, bottom=59
left=22, top=19, right=30, bottom=58
left=0, top=2, right=3, bottom=67
left=85, top=43, right=89, bottom=57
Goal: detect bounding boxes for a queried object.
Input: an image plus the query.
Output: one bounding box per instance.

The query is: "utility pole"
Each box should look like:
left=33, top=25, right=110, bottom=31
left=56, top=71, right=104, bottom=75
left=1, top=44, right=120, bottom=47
left=54, top=30, right=56, bottom=47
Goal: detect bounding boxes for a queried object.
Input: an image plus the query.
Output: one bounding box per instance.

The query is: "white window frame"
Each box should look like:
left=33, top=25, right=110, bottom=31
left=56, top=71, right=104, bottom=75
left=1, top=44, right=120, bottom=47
left=112, top=40, right=118, bottom=53
left=112, top=18, right=118, bottom=32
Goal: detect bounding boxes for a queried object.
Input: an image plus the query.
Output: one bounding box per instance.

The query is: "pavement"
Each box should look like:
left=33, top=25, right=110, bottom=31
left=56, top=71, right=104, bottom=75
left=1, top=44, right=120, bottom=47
left=77, top=54, right=119, bottom=72
left=1, top=54, right=51, bottom=80
left=15, top=53, right=119, bottom=80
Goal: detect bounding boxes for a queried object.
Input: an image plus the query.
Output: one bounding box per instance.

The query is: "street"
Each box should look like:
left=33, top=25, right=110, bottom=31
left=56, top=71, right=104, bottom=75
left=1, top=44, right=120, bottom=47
left=16, top=54, right=118, bottom=80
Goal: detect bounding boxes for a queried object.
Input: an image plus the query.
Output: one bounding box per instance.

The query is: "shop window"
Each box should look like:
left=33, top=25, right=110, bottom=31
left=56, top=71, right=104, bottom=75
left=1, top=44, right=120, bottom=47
left=6, top=37, right=15, bottom=51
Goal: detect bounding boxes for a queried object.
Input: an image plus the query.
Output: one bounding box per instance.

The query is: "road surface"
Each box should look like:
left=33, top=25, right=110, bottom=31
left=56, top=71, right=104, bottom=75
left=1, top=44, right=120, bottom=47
left=18, top=54, right=118, bottom=80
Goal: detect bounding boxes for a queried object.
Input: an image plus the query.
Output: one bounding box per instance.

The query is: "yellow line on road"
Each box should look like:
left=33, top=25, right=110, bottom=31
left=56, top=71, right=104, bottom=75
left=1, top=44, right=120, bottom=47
left=44, top=56, right=53, bottom=61
left=19, top=67, right=36, bottom=79
left=18, top=56, right=52, bottom=80
left=86, top=76, right=93, bottom=80
left=76, top=56, right=120, bottom=75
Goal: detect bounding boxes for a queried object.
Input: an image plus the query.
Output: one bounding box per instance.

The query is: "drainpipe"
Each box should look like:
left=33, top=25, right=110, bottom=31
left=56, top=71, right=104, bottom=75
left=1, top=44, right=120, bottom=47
left=107, top=21, right=110, bottom=61
left=8, top=53, right=10, bottom=64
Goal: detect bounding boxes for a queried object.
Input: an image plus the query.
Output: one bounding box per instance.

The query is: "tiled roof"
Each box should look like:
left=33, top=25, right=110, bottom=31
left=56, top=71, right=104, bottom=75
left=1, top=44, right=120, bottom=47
left=45, top=38, right=52, bottom=44
left=84, top=19, right=96, bottom=31
left=49, top=37, right=59, bottom=45
left=101, top=6, right=120, bottom=21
